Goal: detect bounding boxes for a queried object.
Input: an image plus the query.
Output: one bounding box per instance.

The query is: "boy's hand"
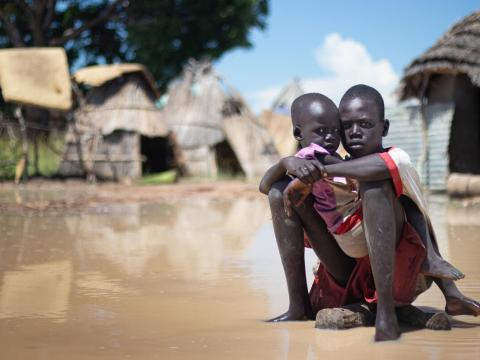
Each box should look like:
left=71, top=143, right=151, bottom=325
left=283, top=178, right=313, bottom=217
left=282, top=157, right=326, bottom=184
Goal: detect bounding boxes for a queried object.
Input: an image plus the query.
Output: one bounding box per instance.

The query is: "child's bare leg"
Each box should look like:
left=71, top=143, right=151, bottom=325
left=361, top=180, right=403, bottom=341
left=267, top=178, right=313, bottom=321
left=267, top=177, right=355, bottom=321
left=401, top=197, right=464, bottom=281
left=433, top=278, right=480, bottom=316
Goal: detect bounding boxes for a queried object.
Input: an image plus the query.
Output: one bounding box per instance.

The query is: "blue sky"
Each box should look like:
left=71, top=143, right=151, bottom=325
left=215, top=0, right=479, bottom=112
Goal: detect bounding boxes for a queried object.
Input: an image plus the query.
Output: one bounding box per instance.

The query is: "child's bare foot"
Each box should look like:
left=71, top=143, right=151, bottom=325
left=374, top=312, right=400, bottom=341
left=445, top=295, right=480, bottom=316
left=267, top=309, right=314, bottom=322
left=420, top=256, right=465, bottom=281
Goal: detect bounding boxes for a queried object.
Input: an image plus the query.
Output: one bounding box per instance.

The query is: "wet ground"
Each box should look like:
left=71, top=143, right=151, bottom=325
left=0, top=182, right=479, bottom=359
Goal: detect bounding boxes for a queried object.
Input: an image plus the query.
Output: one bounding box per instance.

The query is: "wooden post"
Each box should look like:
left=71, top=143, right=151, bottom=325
left=418, top=75, right=430, bottom=189
left=33, top=134, right=40, bottom=175
left=14, top=106, right=29, bottom=183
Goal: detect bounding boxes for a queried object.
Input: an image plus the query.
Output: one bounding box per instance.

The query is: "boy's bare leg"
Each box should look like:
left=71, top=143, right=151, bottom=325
left=267, top=178, right=355, bottom=321
left=401, top=197, right=464, bottom=281
left=361, top=180, right=403, bottom=341
left=401, top=198, right=480, bottom=315
left=293, top=195, right=356, bottom=287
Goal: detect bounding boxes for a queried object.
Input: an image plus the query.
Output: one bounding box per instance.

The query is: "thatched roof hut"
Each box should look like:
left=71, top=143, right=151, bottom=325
left=400, top=11, right=480, bottom=100
left=397, top=11, right=480, bottom=195
left=59, top=64, right=181, bottom=182
left=160, top=60, right=278, bottom=179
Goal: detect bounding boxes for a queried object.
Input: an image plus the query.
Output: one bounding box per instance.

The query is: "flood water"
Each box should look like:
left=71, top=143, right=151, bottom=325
left=0, top=188, right=479, bottom=359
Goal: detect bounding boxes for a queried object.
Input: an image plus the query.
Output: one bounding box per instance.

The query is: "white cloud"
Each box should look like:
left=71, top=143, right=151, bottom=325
left=248, top=33, right=399, bottom=114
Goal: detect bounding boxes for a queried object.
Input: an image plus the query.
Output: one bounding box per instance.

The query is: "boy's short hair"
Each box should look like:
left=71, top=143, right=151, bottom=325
left=340, top=84, right=385, bottom=120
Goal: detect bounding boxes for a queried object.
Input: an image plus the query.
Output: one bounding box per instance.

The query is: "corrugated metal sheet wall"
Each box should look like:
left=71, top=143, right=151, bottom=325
left=385, top=103, right=454, bottom=191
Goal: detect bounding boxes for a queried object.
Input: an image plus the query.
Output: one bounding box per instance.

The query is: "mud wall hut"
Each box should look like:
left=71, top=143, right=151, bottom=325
left=398, top=11, right=480, bottom=194
left=159, top=60, right=278, bottom=179
left=58, top=64, right=180, bottom=182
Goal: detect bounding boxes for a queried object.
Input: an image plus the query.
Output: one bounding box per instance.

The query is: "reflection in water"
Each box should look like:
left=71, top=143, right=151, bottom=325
left=0, top=260, right=72, bottom=323
left=0, top=192, right=478, bottom=359
left=64, top=198, right=270, bottom=278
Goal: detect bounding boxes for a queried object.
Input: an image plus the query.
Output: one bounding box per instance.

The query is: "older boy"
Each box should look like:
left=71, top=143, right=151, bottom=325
left=262, top=86, right=480, bottom=341
left=288, top=85, right=479, bottom=340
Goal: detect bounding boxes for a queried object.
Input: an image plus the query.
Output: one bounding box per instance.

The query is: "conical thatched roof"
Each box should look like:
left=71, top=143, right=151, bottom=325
left=160, top=59, right=278, bottom=178
left=400, top=11, right=480, bottom=100
left=271, top=78, right=304, bottom=114
left=160, top=60, right=228, bottom=148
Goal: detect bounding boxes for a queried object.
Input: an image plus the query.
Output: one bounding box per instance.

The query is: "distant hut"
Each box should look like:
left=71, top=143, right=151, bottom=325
left=59, top=64, right=181, bottom=182
left=160, top=60, right=278, bottom=179
left=259, top=79, right=305, bottom=157
left=396, top=11, right=480, bottom=194
left=271, top=78, right=305, bottom=115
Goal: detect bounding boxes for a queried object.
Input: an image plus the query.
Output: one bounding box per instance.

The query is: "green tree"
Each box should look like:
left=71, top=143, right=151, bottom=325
left=126, top=0, right=268, bottom=88
left=0, top=0, right=269, bottom=87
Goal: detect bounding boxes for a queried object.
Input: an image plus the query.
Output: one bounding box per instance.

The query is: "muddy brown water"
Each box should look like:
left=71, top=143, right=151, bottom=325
left=0, top=188, right=479, bottom=359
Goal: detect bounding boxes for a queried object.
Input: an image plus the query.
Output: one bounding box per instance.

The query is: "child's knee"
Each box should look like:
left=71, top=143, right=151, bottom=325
left=268, top=187, right=284, bottom=208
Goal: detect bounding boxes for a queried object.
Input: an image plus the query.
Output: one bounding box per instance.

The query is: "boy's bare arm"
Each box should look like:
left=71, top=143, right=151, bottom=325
left=322, top=154, right=390, bottom=182
left=319, top=154, right=343, bottom=165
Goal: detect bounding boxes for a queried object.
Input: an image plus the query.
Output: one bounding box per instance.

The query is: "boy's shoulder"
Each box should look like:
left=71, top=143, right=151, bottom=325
left=385, top=147, right=412, bottom=166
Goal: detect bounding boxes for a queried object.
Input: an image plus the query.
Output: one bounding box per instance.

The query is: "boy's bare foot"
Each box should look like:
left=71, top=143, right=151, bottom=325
left=374, top=312, right=400, bottom=341
left=420, top=256, right=465, bottom=281
left=445, top=296, right=480, bottom=316
left=267, top=309, right=314, bottom=322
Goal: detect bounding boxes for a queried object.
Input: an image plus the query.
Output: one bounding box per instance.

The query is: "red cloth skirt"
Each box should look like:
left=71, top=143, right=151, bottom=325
left=307, top=222, right=426, bottom=313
